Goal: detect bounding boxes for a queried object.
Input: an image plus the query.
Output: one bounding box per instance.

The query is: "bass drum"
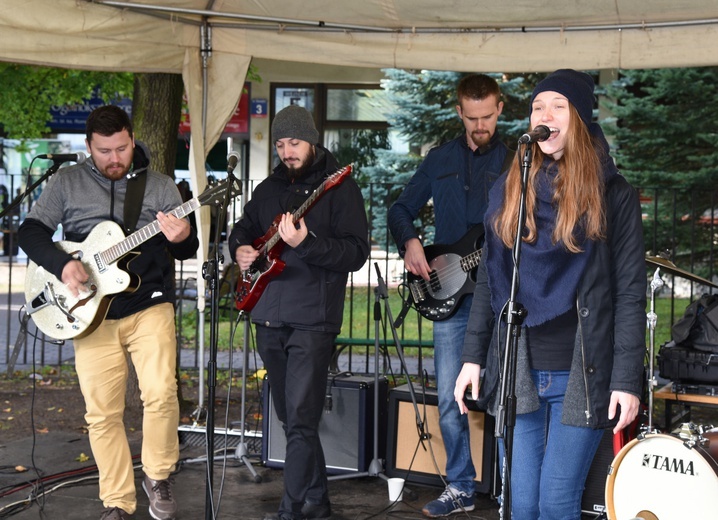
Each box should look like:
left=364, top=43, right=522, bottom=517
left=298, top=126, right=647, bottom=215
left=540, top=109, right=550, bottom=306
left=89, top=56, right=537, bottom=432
left=605, top=433, right=718, bottom=519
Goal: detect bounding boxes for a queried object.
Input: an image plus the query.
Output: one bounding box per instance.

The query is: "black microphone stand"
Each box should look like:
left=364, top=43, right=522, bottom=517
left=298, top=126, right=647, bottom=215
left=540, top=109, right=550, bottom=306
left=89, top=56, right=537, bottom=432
left=0, top=159, right=64, bottom=220
left=494, top=143, right=533, bottom=520
left=203, top=163, right=242, bottom=520
left=2, top=158, right=68, bottom=373
left=325, top=264, right=421, bottom=503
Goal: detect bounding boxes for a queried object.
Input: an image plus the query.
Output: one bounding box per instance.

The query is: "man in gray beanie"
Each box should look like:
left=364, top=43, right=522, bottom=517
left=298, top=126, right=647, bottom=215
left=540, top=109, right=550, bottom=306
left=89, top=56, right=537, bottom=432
left=229, top=105, right=369, bottom=520
left=271, top=104, right=320, bottom=145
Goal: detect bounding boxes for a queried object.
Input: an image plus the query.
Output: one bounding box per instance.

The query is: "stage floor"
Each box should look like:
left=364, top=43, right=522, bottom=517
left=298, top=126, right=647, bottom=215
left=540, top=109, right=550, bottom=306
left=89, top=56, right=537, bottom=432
left=0, top=432, right=502, bottom=519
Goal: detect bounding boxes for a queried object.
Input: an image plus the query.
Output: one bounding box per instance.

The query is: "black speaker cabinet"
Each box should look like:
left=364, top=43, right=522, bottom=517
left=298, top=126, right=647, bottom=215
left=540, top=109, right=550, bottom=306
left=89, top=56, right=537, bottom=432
left=386, top=384, right=495, bottom=494
left=581, top=428, right=615, bottom=516
left=262, top=373, right=387, bottom=475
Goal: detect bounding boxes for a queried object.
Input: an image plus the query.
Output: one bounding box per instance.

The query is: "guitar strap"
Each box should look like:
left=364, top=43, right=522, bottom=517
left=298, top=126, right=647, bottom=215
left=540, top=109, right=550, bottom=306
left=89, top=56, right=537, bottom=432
left=123, top=169, right=148, bottom=235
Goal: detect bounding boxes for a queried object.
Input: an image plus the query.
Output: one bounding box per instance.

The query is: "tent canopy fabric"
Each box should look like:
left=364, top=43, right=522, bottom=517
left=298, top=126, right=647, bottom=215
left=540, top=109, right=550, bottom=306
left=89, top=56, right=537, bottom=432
left=1, top=0, right=717, bottom=305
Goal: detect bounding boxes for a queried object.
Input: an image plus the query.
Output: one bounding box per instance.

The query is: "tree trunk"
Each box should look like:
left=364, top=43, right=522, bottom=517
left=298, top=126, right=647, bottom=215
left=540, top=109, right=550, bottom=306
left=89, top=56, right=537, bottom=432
left=125, top=73, right=186, bottom=411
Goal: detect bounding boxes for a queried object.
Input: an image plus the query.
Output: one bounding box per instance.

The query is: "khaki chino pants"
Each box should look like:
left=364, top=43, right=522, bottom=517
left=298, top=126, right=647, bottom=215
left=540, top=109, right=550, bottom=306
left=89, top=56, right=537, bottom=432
left=74, top=302, right=179, bottom=513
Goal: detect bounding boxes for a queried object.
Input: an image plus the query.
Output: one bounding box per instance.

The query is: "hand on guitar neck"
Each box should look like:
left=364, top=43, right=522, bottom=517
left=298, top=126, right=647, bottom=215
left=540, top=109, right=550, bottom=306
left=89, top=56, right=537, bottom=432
left=235, top=213, right=308, bottom=271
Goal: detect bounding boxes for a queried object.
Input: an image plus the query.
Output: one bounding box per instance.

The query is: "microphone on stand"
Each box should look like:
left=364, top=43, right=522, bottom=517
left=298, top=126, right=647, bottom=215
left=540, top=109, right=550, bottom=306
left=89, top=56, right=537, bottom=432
left=37, top=152, right=87, bottom=162
left=517, top=125, right=551, bottom=144
left=227, top=151, right=240, bottom=174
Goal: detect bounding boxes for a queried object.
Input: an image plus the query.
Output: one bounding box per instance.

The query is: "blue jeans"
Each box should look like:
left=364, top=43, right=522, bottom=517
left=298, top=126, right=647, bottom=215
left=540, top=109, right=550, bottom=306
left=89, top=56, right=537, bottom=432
left=433, top=297, right=476, bottom=494
left=499, top=370, right=604, bottom=520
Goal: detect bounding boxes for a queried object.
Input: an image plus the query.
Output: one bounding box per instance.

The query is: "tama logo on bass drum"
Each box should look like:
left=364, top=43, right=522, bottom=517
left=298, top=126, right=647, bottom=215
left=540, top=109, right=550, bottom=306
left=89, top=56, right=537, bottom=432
left=642, top=453, right=696, bottom=476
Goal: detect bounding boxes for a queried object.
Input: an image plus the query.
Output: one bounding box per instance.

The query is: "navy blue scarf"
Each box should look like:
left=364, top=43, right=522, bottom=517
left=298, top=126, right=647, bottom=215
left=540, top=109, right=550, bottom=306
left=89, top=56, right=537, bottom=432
left=484, top=124, right=617, bottom=327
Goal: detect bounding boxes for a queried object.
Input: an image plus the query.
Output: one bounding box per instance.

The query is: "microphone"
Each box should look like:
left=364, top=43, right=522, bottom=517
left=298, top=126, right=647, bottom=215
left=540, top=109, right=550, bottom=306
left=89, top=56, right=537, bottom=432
left=37, top=152, right=86, bottom=162
left=227, top=151, right=240, bottom=174
left=517, top=125, right=551, bottom=144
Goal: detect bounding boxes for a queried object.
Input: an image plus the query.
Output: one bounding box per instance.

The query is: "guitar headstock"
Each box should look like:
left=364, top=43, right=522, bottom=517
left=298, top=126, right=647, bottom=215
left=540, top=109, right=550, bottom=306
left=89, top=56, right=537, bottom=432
left=324, top=164, right=352, bottom=189
left=198, top=178, right=242, bottom=206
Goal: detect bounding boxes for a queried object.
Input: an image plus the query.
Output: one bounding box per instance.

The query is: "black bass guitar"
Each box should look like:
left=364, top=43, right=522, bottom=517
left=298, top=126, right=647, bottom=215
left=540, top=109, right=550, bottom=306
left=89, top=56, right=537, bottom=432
left=406, top=224, right=484, bottom=321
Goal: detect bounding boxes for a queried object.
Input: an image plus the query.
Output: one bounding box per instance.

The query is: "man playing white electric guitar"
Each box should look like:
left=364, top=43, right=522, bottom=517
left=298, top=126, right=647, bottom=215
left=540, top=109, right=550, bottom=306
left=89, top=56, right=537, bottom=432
left=18, top=105, right=198, bottom=520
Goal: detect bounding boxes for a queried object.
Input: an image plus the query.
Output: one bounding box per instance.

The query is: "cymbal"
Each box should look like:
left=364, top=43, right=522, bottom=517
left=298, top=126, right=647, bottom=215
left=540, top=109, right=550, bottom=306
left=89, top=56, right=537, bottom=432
left=646, top=256, right=718, bottom=288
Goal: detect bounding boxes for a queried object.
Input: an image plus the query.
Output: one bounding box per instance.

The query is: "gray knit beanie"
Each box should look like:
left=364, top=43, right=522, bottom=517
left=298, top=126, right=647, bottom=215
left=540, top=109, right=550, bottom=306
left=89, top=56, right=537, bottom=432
left=271, top=105, right=319, bottom=144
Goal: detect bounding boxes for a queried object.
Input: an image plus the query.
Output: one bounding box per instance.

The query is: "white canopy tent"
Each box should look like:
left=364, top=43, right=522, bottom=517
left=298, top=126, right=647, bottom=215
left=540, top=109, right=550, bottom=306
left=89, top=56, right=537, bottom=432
left=1, top=0, right=717, bottom=309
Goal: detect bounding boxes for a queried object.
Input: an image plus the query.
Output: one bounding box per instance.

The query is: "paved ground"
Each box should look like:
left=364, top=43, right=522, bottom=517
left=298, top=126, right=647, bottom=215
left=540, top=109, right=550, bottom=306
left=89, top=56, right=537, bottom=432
left=0, top=431, right=502, bottom=520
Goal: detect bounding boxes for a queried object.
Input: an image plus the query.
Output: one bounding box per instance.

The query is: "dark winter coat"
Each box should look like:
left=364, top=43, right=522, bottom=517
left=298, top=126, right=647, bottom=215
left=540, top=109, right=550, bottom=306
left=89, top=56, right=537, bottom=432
left=388, top=132, right=508, bottom=252
left=228, top=146, right=369, bottom=334
left=461, top=174, right=647, bottom=429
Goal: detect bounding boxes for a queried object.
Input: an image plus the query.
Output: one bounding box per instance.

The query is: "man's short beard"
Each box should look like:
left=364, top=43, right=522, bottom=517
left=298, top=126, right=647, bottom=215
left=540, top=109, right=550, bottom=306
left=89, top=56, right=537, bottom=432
left=286, top=147, right=316, bottom=180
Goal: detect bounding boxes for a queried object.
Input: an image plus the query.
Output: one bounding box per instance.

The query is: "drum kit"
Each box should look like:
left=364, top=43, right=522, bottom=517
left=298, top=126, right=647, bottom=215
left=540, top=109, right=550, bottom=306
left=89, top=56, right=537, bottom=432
left=604, top=255, right=718, bottom=520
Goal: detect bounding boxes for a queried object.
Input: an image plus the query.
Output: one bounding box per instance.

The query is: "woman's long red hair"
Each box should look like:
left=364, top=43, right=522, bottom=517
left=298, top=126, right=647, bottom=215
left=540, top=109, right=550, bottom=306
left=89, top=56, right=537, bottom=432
left=493, top=104, right=606, bottom=253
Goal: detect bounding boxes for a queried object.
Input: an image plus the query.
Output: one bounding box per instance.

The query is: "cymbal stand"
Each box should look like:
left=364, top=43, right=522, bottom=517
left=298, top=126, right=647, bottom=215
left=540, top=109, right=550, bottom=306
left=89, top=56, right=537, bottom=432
left=645, top=267, right=664, bottom=433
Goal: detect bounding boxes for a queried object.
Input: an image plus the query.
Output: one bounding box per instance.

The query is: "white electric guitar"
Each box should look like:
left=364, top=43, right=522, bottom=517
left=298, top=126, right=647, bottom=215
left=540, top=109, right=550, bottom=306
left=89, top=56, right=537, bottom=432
left=24, top=179, right=237, bottom=340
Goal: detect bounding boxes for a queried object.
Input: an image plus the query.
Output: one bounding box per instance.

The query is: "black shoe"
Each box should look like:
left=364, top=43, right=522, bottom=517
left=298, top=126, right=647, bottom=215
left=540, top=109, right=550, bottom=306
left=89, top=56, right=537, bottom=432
left=301, top=501, right=331, bottom=519
left=100, top=507, right=133, bottom=520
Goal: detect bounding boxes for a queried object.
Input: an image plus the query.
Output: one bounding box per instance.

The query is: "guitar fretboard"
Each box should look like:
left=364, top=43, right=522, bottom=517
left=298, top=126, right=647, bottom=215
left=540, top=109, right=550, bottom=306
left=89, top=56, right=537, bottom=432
left=101, top=198, right=200, bottom=265
left=459, top=249, right=482, bottom=272
left=261, top=176, right=332, bottom=254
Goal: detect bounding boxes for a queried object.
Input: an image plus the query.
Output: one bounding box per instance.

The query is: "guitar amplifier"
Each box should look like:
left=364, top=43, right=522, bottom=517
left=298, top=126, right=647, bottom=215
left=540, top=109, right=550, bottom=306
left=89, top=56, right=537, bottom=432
left=262, top=373, right=387, bottom=475
left=385, top=384, right=496, bottom=494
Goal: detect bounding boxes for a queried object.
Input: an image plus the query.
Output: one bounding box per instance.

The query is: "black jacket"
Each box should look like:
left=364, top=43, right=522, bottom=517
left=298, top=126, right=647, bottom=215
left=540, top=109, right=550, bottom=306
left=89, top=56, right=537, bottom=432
left=229, top=146, right=369, bottom=333
left=461, top=174, right=646, bottom=429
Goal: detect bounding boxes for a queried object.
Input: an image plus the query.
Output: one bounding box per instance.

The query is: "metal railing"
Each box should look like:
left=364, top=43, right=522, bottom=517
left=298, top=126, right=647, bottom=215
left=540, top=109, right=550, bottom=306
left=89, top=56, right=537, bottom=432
left=2, top=178, right=717, bottom=375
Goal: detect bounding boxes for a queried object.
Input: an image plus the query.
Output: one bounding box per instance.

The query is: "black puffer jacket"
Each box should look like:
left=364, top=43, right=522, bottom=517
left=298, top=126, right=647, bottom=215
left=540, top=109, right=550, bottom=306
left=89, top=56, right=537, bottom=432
left=229, top=146, right=369, bottom=333
left=461, top=173, right=647, bottom=429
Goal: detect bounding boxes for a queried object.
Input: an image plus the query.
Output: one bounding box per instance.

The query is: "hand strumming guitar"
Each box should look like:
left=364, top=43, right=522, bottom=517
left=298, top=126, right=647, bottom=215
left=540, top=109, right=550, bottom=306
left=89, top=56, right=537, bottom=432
left=403, top=238, right=432, bottom=281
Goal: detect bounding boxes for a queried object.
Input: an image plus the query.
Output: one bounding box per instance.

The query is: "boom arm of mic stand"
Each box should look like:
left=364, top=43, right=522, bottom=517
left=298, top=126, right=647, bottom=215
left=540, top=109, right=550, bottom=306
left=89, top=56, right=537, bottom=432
left=0, top=161, right=62, bottom=220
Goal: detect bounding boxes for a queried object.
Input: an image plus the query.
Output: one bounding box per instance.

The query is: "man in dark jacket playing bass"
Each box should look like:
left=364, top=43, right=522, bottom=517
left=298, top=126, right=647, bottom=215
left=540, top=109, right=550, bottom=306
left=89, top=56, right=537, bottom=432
left=229, top=105, right=369, bottom=520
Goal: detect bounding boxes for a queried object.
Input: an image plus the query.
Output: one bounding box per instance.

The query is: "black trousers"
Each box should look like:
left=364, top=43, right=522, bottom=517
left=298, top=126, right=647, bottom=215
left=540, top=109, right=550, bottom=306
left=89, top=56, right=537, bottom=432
left=256, top=325, right=335, bottom=519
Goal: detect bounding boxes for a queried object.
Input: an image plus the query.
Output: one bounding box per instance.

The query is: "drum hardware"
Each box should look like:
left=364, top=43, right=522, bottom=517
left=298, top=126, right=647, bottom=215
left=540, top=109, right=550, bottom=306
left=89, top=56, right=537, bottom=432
left=643, top=253, right=717, bottom=434
left=645, top=255, right=718, bottom=289
left=644, top=267, right=663, bottom=434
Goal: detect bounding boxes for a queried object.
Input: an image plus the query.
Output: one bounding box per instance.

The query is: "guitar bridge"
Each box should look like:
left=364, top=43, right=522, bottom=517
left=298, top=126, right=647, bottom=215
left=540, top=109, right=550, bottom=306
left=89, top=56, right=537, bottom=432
left=27, top=282, right=77, bottom=323
left=409, top=280, right=425, bottom=303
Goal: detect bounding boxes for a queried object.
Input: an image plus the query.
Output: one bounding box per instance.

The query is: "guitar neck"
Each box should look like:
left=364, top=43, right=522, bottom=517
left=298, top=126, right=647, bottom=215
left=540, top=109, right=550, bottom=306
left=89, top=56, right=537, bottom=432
left=262, top=181, right=329, bottom=253
left=102, top=197, right=200, bottom=265
left=460, top=249, right=482, bottom=272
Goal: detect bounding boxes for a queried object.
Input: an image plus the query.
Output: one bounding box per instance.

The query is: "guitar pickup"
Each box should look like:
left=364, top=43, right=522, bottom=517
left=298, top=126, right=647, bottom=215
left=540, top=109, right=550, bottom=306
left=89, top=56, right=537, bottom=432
left=429, top=270, right=442, bottom=292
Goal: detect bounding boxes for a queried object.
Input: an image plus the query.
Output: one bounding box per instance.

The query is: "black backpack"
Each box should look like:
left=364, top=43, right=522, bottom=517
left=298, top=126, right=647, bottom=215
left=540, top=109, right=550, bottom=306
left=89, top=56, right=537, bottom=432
left=671, top=294, right=718, bottom=353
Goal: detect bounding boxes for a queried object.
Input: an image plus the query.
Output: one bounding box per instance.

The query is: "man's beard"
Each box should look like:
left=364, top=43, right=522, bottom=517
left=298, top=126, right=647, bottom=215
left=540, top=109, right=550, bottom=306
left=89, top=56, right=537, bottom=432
left=286, top=147, right=316, bottom=180
left=470, top=130, right=491, bottom=148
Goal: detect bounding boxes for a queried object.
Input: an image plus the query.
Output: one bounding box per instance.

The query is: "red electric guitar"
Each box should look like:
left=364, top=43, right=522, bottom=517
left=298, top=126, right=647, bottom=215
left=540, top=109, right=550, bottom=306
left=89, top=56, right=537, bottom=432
left=235, top=165, right=352, bottom=313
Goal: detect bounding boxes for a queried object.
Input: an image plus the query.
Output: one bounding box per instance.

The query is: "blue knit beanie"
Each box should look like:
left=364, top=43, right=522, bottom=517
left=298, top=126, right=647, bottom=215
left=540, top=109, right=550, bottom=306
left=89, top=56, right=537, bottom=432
left=530, top=69, right=595, bottom=127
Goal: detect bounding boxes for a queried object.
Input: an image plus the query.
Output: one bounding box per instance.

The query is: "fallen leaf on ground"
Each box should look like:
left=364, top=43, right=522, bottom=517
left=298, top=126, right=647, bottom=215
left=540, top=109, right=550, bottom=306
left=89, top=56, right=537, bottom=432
left=76, top=453, right=90, bottom=463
